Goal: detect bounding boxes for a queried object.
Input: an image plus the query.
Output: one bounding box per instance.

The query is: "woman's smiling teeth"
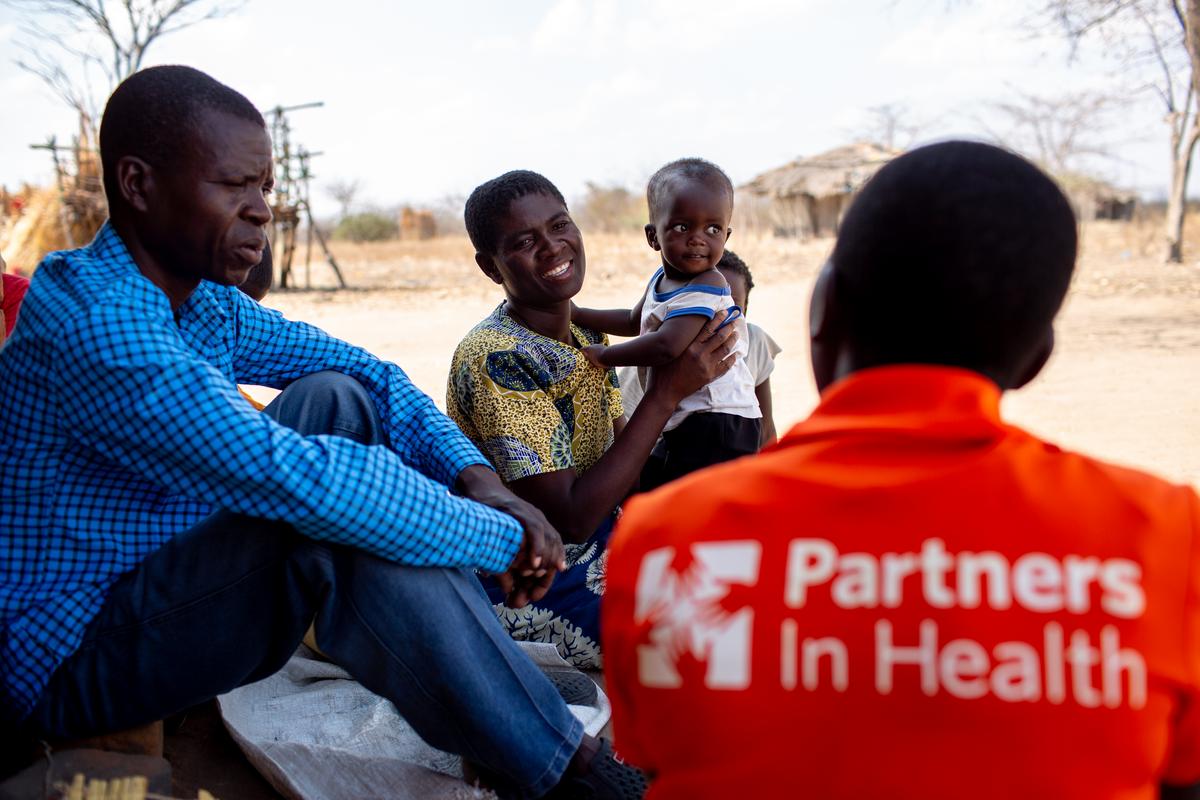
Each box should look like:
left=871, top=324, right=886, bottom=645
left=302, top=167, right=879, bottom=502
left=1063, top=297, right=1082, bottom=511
left=543, top=260, right=572, bottom=279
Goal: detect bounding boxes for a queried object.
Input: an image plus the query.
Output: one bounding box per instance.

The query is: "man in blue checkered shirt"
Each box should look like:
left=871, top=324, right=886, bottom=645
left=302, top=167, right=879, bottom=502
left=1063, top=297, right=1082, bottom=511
left=0, top=66, right=646, bottom=798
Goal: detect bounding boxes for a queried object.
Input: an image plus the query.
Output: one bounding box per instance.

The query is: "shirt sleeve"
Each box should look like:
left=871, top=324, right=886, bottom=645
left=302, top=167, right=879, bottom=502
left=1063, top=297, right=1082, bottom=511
left=56, top=294, right=522, bottom=574
left=448, top=343, right=573, bottom=483
left=615, top=366, right=643, bottom=416
left=745, top=323, right=781, bottom=386
left=1163, top=489, right=1200, bottom=785
left=659, top=287, right=729, bottom=321
left=2, top=274, right=30, bottom=338
left=606, top=366, right=625, bottom=421
left=227, top=290, right=490, bottom=489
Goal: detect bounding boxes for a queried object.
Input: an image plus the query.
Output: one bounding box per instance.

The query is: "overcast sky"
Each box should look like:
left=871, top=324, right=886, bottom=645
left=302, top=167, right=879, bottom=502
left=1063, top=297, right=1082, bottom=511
left=0, top=0, right=1166, bottom=217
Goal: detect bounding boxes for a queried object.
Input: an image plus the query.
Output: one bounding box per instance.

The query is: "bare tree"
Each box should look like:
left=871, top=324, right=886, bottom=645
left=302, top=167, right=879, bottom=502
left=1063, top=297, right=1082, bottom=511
left=981, top=88, right=1121, bottom=175
left=1031, top=0, right=1200, bottom=262
left=325, top=178, right=361, bottom=222
left=4, top=0, right=245, bottom=124
left=855, top=103, right=923, bottom=150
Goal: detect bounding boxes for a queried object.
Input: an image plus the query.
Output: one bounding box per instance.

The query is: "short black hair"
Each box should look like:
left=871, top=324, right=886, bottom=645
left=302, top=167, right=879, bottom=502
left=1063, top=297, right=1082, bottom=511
left=716, top=250, right=754, bottom=296
left=239, top=239, right=273, bottom=302
left=830, top=140, right=1077, bottom=375
left=99, top=65, right=264, bottom=206
left=646, top=158, right=734, bottom=220
left=464, top=170, right=567, bottom=255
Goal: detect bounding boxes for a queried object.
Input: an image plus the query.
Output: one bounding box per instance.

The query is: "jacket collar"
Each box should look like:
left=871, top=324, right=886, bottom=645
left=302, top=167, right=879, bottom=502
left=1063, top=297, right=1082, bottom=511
left=778, top=365, right=1008, bottom=448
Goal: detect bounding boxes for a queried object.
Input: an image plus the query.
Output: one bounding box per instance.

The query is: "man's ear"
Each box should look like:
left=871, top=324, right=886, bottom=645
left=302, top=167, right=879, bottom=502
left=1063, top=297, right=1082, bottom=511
left=809, top=260, right=844, bottom=393
left=644, top=224, right=660, bottom=251
left=1010, top=328, right=1054, bottom=390
left=474, top=251, right=504, bottom=285
left=115, top=155, right=155, bottom=214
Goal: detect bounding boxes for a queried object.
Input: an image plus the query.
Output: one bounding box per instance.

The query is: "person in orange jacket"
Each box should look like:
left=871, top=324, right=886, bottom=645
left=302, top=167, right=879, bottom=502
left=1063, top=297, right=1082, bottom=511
left=602, top=140, right=1200, bottom=799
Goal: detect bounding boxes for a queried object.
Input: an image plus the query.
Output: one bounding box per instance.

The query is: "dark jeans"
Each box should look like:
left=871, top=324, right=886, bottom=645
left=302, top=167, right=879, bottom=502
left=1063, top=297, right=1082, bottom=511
left=25, top=371, right=583, bottom=797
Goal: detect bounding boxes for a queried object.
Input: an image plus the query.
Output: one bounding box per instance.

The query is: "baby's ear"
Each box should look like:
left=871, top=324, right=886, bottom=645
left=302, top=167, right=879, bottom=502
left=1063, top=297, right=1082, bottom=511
left=725, top=226, right=732, bottom=241
left=474, top=252, right=503, bottom=285
left=644, top=224, right=660, bottom=251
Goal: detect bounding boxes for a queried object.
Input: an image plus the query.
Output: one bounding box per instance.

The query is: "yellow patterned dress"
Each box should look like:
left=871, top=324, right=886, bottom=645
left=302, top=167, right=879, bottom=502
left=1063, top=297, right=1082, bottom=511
left=447, top=303, right=623, bottom=667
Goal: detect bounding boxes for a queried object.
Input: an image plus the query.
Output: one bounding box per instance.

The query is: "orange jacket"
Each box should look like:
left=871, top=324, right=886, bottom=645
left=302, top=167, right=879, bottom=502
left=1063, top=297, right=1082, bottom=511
left=604, top=365, right=1200, bottom=799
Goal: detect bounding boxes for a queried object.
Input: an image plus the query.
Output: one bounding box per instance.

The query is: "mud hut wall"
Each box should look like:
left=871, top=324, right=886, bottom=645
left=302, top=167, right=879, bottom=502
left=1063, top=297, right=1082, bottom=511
left=765, top=195, right=815, bottom=238
left=732, top=194, right=774, bottom=236
left=398, top=207, right=437, bottom=241
left=812, top=194, right=848, bottom=238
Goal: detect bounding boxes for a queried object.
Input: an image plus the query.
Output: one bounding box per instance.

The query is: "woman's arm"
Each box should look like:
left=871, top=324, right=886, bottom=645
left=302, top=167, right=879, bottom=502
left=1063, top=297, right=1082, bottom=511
left=572, top=294, right=645, bottom=338
left=506, top=313, right=738, bottom=542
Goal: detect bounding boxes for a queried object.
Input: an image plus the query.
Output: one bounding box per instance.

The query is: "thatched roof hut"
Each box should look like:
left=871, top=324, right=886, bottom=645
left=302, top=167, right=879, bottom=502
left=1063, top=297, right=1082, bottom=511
left=1055, top=173, right=1137, bottom=222
left=739, top=141, right=898, bottom=238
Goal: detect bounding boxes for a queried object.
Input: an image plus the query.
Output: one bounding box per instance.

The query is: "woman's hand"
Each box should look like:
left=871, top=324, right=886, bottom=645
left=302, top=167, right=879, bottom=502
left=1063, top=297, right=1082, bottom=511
left=643, top=310, right=738, bottom=408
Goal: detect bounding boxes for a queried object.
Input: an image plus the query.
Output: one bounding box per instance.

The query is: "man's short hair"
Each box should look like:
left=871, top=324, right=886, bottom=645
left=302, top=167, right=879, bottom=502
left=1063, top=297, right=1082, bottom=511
left=99, top=65, right=265, bottom=205
left=830, top=140, right=1077, bottom=375
left=464, top=170, right=567, bottom=256
left=717, top=250, right=754, bottom=296
left=646, top=158, right=734, bottom=220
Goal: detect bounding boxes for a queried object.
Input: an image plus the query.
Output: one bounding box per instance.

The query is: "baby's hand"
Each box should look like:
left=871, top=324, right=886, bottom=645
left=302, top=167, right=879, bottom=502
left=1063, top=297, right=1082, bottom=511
left=581, top=344, right=607, bottom=369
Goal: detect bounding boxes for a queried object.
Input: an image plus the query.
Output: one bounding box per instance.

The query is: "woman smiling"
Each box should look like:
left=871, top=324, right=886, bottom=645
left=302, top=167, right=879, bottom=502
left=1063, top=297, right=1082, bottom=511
left=446, top=170, right=736, bottom=667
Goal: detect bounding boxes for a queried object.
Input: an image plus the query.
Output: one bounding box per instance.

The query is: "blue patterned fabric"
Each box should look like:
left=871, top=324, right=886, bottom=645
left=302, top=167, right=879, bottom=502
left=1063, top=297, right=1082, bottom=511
left=483, top=513, right=614, bottom=669
left=0, top=223, right=523, bottom=721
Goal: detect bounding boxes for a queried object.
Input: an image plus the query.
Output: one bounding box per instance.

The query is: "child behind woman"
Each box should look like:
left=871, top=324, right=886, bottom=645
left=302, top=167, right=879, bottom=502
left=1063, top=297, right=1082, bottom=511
left=716, top=251, right=781, bottom=447
left=574, top=158, right=760, bottom=490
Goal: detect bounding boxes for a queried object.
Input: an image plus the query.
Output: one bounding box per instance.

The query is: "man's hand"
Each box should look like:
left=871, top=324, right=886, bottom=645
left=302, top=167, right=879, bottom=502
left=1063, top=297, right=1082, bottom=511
left=581, top=344, right=606, bottom=369
left=454, top=465, right=566, bottom=607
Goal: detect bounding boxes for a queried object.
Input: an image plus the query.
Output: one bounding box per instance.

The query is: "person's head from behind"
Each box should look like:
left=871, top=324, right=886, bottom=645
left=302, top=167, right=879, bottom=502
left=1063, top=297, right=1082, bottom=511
left=239, top=239, right=273, bottom=302
left=717, top=250, right=754, bottom=314
left=100, top=65, right=273, bottom=291
left=645, top=158, right=734, bottom=278
left=465, top=170, right=585, bottom=308
left=811, top=140, right=1077, bottom=392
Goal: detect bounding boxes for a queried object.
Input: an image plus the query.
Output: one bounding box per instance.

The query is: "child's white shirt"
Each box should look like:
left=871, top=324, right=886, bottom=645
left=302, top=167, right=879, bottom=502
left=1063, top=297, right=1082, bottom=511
left=744, top=321, right=783, bottom=387
left=636, top=267, right=760, bottom=431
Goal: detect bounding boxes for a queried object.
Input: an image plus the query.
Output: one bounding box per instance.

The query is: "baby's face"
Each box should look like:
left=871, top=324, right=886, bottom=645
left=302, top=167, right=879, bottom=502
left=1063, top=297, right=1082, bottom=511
left=647, top=180, right=732, bottom=276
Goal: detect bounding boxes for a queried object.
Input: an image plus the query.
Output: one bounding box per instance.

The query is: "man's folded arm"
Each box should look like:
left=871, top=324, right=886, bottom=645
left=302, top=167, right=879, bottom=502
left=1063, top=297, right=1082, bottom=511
left=229, top=290, right=491, bottom=487
left=58, top=303, right=522, bottom=573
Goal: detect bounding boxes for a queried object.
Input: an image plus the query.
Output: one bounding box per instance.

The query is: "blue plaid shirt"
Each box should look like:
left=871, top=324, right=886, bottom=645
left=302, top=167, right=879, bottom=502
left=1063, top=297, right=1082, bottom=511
left=0, top=223, right=523, bottom=721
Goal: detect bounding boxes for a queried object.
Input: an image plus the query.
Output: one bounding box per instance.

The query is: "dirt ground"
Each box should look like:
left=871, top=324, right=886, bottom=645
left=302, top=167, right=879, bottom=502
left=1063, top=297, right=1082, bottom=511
left=263, top=221, right=1200, bottom=490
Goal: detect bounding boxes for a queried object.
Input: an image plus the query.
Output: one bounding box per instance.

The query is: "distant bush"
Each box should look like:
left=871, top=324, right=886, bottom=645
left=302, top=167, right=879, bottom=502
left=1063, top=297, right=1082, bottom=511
left=333, top=212, right=398, bottom=242
left=575, top=182, right=646, bottom=233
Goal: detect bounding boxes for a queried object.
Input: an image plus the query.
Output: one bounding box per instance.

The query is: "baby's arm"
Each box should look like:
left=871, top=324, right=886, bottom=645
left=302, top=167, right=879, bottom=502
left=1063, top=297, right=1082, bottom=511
left=583, top=313, right=707, bottom=368
left=572, top=295, right=644, bottom=338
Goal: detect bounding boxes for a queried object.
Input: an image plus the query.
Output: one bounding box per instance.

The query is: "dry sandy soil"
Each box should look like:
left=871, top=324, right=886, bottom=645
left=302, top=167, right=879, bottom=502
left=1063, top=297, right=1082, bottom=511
left=262, top=221, right=1200, bottom=491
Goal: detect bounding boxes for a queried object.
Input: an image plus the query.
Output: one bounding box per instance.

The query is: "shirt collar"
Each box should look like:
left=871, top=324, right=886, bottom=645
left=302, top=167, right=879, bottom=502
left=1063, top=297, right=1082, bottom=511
left=779, top=365, right=1007, bottom=447
left=95, top=222, right=228, bottom=323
